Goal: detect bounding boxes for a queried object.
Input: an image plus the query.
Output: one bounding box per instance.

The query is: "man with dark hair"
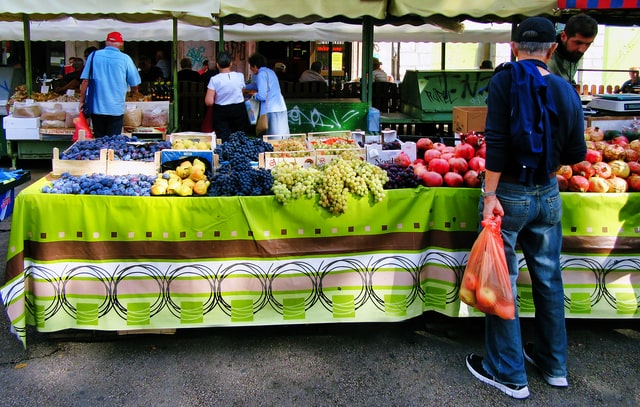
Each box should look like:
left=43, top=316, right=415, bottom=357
left=465, top=16, right=586, bottom=399
left=138, top=56, right=164, bottom=84
left=177, top=57, right=201, bottom=82
left=299, top=61, right=327, bottom=84
left=548, top=13, right=598, bottom=83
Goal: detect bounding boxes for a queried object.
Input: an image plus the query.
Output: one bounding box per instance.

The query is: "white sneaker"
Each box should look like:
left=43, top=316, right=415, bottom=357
left=523, top=343, right=568, bottom=387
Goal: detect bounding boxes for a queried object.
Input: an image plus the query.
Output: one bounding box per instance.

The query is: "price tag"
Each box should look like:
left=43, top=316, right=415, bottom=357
left=66, top=89, right=75, bottom=97
left=40, top=85, right=50, bottom=94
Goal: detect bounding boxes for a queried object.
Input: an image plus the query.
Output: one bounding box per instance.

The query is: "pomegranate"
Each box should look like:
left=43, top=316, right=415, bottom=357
left=592, top=161, right=613, bottom=179
left=443, top=171, right=464, bottom=187
left=556, top=174, right=569, bottom=191
left=594, top=141, right=608, bottom=151
left=611, top=135, right=630, bottom=147
left=603, top=144, right=626, bottom=161
left=428, top=158, right=450, bottom=175
left=416, top=137, right=434, bottom=152
left=475, top=144, right=486, bottom=159
left=421, top=171, right=443, bottom=187
left=568, top=175, right=590, bottom=192
left=423, top=149, right=441, bottom=163
left=448, top=157, right=469, bottom=174
left=468, top=156, right=486, bottom=172
left=463, top=170, right=482, bottom=188
left=413, top=163, right=428, bottom=178
left=588, top=176, right=610, bottom=193
left=585, top=140, right=596, bottom=150
left=393, top=151, right=412, bottom=168
left=628, top=161, right=640, bottom=175
left=610, top=160, right=630, bottom=178
left=464, top=132, right=481, bottom=149
left=454, top=142, right=476, bottom=161
left=606, top=176, right=628, bottom=193
left=629, top=139, right=640, bottom=152
left=442, top=146, right=455, bottom=155
left=440, top=152, right=454, bottom=162
left=584, top=149, right=603, bottom=164
left=624, top=148, right=638, bottom=162
left=556, top=165, right=573, bottom=179
left=585, top=126, right=604, bottom=142
left=433, top=142, right=447, bottom=152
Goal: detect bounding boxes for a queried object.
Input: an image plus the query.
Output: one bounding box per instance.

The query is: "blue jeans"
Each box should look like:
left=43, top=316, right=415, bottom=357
left=479, top=176, right=567, bottom=386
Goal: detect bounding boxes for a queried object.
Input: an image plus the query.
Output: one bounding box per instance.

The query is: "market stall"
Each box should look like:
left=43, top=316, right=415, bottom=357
left=2, top=176, right=638, bottom=346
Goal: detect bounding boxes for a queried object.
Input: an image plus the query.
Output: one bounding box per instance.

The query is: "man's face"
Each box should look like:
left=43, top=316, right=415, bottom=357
left=561, top=32, right=596, bottom=62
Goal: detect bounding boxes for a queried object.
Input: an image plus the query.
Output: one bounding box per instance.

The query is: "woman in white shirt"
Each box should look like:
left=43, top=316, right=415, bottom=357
left=204, top=51, right=250, bottom=142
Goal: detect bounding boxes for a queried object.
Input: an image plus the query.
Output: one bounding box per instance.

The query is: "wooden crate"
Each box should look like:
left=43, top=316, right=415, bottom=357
left=263, top=133, right=308, bottom=151
left=51, top=147, right=109, bottom=177
left=106, top=150, right=161, bottom=176
left=259, top=151, right=317, bottom=170
left=167, top=132, right=216, bottom=149
left=315, top=147, right=366, bottom=166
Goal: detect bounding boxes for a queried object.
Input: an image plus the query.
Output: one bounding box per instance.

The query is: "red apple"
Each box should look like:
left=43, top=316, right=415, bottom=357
left=443, top=172, right=464, bottom=187
left=428, top=158, right=450, bottom=175
left=459, top=286, right=476, bottom=307
left=493, top=300, right=515, bottom=320
left=462, top=272, right=478, bottom=291
left=568, top=175, right=590, bottom=192
left=476, top=286, right=498, bottom=313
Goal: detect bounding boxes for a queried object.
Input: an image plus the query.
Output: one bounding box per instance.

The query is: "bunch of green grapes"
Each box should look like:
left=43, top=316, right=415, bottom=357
left=316, top=157, right=389, bottom=214
left=271, top=162, right=321, bottom=204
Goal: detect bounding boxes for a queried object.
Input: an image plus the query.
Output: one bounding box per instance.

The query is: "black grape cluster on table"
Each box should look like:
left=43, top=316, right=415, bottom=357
left=209, top=131, right=274, bottom=196
left=378, top=163, right=420, bottom=189
left=42, top=173, right=156, bottom=196
left=61, top=135, right=171, bottom=161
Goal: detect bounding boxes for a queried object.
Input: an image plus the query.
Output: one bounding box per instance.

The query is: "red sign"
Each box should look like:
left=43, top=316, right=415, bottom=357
left=558, top=0, right=640, bottom=8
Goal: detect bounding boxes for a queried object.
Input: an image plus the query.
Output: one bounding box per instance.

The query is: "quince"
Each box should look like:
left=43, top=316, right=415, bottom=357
left=172, top=140, right=185, bottom=150
left=195, top=141, right=209, bottom=150
left=181, top=178, right=196, bottom=189
left=176, top=165, right=191, bottom=179
left=167, top=179, right=182, bottom=195
left=193, top=179, right=210, bottom=195
left=192, top=158, right=207, bottom=171
left=150, top=183, right=168, bottom=195
left=183, top=139, right=194, bottom=149
left=189, top=165, right=207, bottom=182
left=175, top=183, right=193, bottom=196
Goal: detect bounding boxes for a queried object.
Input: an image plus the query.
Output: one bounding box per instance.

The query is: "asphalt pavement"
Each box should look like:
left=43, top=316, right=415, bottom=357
left=0, top=160, right=639, bottom=407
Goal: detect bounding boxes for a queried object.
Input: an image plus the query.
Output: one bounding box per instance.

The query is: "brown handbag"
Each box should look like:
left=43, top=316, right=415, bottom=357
left=256, top=112, right=268, bottom=136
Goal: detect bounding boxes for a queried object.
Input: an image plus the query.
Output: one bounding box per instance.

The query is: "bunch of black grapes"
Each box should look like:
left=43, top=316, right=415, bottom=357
left=378, top=163, right=420, bottom=189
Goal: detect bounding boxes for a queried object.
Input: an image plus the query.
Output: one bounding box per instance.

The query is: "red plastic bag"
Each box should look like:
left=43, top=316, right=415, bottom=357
left=73, top=111, right=93, bottom=141
left=201, top=105, right=214, bottom=133
left=459, top=216, right=515, bottom=320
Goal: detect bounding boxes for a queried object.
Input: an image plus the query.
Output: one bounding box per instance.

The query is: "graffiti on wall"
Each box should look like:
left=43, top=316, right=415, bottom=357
left=419, top=71, right=492, bottom=108
left=287, top=104, right=368, bottom=133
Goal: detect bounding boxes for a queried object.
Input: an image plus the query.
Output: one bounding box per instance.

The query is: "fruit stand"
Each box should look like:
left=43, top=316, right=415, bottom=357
left=1, top=176, right=639, bottom=346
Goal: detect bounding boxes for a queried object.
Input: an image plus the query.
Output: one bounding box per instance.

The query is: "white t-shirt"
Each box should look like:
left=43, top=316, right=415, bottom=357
left=207, top=71, right=246, bottom=105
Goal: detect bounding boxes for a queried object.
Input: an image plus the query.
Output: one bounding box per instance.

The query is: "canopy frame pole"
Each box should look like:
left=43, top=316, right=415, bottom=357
left=361, top=16, right=374, bottom=106
left=172, top=16, right=179, bottom=132
left=22, top=14, right=32, bottom=96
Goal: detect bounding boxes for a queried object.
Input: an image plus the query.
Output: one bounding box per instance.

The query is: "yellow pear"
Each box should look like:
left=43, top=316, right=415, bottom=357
left=193, top=179, right=210, bottom=195
left=162, top=169, right=177, bottom=179
left=172, top=140, right=185, bottom=150
left=181, top=178, right=196, bottom=189
left=167, top=179, right=182, bottom=195
left=175, top=182, right=193, bottom=196
left=154, top=178, right=168, bottom=187
left=183, top=139, right=194, bottom=149
left=189, top=165, right=206, bottom=182
left=176, top=165, right=191, bottom=179
left=150, top=183, right=168, bottom=195
left=192, top=158, right=206, bottom=171
left=195, top=141, right=208, bottom=150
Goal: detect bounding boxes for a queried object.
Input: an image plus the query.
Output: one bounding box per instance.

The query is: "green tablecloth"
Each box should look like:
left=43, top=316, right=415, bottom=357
left=2, top=178, right=639, bottom=346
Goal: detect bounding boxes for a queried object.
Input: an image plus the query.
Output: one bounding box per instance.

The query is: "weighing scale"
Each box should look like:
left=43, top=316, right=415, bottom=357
left=588, top=94, right=640, bottom=113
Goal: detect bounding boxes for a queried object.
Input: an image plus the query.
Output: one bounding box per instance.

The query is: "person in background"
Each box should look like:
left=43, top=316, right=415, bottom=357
left=7, top=54, right=26, bottom=98
left=465, top=17, right=586, bottom=399
left=138, top=56, right=164, bottom=84
left=618, top=66, right=640, bottom=93
left=246, top=52, right=290, bottom=135
left=274, top=62, right=289, bottom=81
left=155, top=50, right=171, bottom=80
left=480, top=60, right=494, bottom=69
left=55, top=58, right=84, bottom=94
left=84, top=46, right=98, bottom=60
left=299, top=61, right=328, bottom=84
left=547, top=13, right=598, bottom=84
left=79, top=32, right=141, bottom=138
left=199, top=59, right=209, bottom=75
left=177, top=57, right=201, bottom=82
left=204, top=51, right=250, bottom=142
left=372, top=58, right=390, bottom=82
left=200, top=60, right=219, bottom=85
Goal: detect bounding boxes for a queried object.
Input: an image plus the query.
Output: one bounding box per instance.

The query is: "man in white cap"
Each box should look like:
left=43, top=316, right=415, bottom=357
left=79, top=31, right=141, bottom=137
left=465, top=16, right=586, bottom=400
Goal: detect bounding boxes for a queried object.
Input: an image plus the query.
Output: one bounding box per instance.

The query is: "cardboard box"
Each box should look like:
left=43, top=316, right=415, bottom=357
left=365, top=142, right=417, bottom=165
left=160, top=150, right=217, bottom=174
left=453, top=106, right=487, bottom=133
left=3, top=115, right=41, bottom=129
left=4, top=127, right=40, bottom=140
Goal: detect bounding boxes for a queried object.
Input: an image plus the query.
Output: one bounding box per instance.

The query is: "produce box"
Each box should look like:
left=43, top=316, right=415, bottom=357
left=160, top=150, right=218, bottom=174
left=585, top=116, right=639, bottom=139
left=51, top=147, right=109, bottom=177
left=263, top=134, right=308, bottom=151
left=365, top=142, right=417, bottom=165
left=167, top=132, right=216, bottom=149
left=106, top=150, right=161, bottom=176
left=259, top=151, right=317, bottom=170
left=315, top=147, right=367, bottom=166
left=3, top=115, right=41, bottom=140
left=453, top=106, right=487, bottom=133
left=306, top=130, right=359, bottom=150
left=122, top=126, right=167, bottom=140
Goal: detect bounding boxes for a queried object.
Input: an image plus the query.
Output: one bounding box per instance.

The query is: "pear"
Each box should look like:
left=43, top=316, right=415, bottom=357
left=167, top=179, right=182, bottom=195
left=193, top=179, right=210, bottom=195
left=195, top=141, right=209, bottom=150
left=192, top=158, right=206, bottom=171
left=150, top=183, right=168, bottom=195
left=176, top=165, right=191, bottom=179
left=183, top=139, right=194, bottom=149
left=154, top=178, right=168, bottom=187
left=172, top=140, right=185, bottom=150
left=189, top=165, right=206, bottom=182
left=181, top=178, right=196, bottom=189
left=175, top=182, right=193, bottom=196
left=162, top=170, right=177, bottom=180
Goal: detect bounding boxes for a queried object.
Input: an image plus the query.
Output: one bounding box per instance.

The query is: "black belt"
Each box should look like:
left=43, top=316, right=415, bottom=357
left=500, top=172, right=555, bottom=184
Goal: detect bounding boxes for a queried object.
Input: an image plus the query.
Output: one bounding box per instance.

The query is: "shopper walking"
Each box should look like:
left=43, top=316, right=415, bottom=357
left=246, top=53, right=290, bottom=135
left=79, top=32, right=140, bottom=137
left=465, top=16, right=586, bottom=399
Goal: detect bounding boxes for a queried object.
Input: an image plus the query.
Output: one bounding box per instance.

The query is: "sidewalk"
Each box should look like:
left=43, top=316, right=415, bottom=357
left=0, top=160, right=639, bottom=407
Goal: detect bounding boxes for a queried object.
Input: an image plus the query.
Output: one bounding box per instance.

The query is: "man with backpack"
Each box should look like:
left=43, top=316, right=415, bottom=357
left=465, top=16, right=586, bottom=400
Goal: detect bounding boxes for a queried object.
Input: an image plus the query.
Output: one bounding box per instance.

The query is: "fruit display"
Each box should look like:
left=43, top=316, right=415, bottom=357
left=559, top=127, right=640, bottom=192
left=61, top=135, right=171, bottom=161
left=215, top=131, right=274, bottom=162
left=151, top=158, right=210, bottom=196
left=41, top=173, right=155, bottom=196
left=171, top=138, right=212, bottom=150
left=271, top=156, right=388, bottom=215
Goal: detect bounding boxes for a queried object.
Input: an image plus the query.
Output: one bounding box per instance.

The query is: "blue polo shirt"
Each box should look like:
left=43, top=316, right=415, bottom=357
left=81, top=46, right=141, bottom=116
